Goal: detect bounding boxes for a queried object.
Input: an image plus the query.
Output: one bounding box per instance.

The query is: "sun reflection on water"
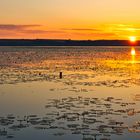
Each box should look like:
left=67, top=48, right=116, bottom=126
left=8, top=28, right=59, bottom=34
left=131, top=47, right=136, bottom=56
left=131, top=47, right=136, bottom=64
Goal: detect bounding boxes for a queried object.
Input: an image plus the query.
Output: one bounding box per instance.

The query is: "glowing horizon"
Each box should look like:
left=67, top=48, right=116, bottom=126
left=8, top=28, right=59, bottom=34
left=1, top=0, right=140, bottom=40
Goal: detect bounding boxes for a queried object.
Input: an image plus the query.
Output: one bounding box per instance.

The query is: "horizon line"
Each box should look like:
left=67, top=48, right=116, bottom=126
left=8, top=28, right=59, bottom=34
left=0, top=39, right=139, bottom=41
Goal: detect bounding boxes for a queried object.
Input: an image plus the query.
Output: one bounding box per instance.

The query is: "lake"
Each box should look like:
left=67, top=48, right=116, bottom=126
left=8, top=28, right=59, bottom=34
left=0, top=46, right=140, bottom=140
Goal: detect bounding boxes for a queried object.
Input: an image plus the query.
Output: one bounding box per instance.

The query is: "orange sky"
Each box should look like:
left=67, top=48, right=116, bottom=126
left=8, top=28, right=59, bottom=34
left=0, top=0, right=140, bottom=40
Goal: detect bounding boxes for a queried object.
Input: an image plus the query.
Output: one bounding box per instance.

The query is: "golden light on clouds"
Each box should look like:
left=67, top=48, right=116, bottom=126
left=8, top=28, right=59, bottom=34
left=0, top=0, right=140, bottom=39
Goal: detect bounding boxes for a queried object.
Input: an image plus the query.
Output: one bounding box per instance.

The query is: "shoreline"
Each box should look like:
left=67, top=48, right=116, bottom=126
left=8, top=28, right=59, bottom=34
left=0, top=39, right=139, bottom=46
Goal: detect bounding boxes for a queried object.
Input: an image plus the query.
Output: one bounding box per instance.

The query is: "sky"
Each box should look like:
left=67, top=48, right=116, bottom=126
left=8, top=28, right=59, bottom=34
left=0, top=0, right=140, bottom=40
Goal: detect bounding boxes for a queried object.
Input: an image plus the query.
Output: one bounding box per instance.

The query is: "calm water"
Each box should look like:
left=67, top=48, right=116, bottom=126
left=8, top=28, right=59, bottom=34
left=0, top=46, right=140, bottom=140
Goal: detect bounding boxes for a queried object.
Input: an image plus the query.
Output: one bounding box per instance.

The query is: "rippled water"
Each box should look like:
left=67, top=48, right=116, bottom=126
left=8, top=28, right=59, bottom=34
left=0, top=46, right=140, bottom=140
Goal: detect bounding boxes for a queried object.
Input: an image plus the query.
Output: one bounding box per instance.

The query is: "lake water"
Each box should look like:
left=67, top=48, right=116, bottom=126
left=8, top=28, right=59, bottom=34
left=0, top=46, right=140, bottom=140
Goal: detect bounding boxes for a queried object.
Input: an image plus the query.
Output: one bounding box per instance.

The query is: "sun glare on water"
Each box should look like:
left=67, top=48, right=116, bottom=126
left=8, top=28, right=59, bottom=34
left=131, top=47, right=136, bottom=56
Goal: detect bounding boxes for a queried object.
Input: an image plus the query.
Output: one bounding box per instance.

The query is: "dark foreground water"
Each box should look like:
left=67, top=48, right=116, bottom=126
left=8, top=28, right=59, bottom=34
left=0, top=46, right=140, bottom=140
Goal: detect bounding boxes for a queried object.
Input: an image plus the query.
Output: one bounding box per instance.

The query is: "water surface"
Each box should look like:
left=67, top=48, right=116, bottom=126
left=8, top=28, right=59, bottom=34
left=0, top=46, right=140, bottom=140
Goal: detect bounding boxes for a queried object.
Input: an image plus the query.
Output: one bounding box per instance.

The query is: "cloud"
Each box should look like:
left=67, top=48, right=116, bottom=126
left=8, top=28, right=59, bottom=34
left=105, top=24, right=140, bottom=32
left=0, top=24, right=66, bottom=35
left=0, top=24, right=119, bottom=39
left=74, top=32, right=117, bottom=37
left=23, top=29, right=65, bottom=34
left=61, top=28, right=100, bottom=31
left=0, top=24, right=41, bottom=31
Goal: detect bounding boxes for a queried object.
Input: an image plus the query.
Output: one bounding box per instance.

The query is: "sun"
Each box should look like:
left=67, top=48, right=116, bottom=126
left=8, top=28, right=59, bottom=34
left=129, top=36, right=136, bottom=42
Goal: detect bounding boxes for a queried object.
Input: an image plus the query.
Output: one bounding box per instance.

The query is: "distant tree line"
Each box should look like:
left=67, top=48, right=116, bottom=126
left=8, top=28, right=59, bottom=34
left=0, top=39, right=138, bottom=46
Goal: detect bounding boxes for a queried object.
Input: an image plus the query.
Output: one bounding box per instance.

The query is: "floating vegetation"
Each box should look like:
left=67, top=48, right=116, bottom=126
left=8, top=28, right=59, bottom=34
left=0, top=46, right=140, bottom=88
left=1, top=46, right=140, bottom=139
left=0, top=96, right=140, bottom=139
